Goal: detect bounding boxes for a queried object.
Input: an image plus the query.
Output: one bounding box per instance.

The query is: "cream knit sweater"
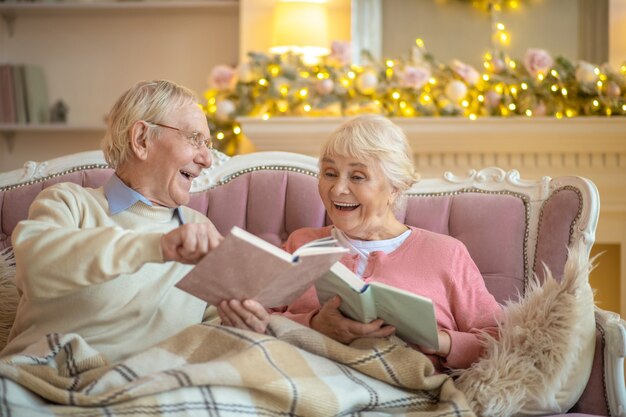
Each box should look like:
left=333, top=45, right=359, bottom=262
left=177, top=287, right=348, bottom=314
left=2, top=182, right=215, bottom=364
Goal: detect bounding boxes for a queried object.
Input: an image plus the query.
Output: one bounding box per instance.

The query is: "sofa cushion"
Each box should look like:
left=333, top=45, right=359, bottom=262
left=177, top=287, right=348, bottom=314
left=403, top=192, right=527, bottom=304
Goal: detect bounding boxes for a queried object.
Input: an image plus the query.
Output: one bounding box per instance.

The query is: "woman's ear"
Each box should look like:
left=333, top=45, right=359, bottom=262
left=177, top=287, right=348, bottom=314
left=129, top=120, right=150, bottom=161
left=389, top=187, right=400, bottom=206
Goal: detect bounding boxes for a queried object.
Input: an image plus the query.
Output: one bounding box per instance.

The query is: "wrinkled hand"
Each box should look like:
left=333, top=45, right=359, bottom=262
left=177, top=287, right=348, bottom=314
left=310, top=296, right=395, bottom=344
left=161, top=222, right=223, bottom=264
left=218, top=299, right=270, bottom=334
left=420, top=330, right=451, bottom=357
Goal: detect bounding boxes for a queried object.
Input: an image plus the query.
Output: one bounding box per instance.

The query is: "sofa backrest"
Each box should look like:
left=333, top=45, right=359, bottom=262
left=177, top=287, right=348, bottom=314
left=0, top=150, right=599, bottom=305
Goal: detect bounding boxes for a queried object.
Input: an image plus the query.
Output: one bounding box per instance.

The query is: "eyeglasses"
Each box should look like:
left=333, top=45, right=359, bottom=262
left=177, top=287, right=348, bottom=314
left=145, top=121, right=213, bottom=150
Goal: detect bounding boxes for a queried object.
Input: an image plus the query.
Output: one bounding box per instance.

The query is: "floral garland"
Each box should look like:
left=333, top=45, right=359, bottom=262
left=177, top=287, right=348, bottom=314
left=203, top=41, right=626, bottom=155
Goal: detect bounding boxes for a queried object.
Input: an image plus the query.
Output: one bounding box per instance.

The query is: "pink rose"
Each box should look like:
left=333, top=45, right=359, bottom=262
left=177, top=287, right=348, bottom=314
left=451, top=60, right=480, bottom=85
left=523, top=49, right=554, bottom=77
left=533, top=100, right=547, bottom=116
left=209, top=65, right=237, bottom=91
left=399, top=66, right=430, bottom=90
left=328, top=41, right=352, bottom=66
left=484, top=90, right=502, bottom=110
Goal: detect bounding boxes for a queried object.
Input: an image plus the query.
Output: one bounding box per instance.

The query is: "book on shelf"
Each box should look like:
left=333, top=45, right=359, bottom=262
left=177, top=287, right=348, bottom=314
left=12, top=65, right=27, bottom=124
left=176, top=226, right=349, bottom=308
left=315, top=262, right=439, bottom=350
left=23, top=65, right=49, bottom=124
left=0, top=64, right=16, bottom=124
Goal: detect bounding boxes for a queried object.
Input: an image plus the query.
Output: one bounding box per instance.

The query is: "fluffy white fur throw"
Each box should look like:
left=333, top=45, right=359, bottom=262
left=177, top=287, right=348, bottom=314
left=455, top=240, right=597, bottom=417
left=0, top=247, right=18, bottom=352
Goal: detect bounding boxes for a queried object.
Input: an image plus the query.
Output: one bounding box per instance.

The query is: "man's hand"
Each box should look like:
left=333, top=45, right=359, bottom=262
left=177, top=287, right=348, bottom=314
left=218, top=299, right=270, bottom=334
left=311, top=296, right=395, bottom=344
left=161, top=222, right=223, bottom=264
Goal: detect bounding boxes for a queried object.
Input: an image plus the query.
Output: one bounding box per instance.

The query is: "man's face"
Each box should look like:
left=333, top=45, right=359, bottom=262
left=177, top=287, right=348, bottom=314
left=137, top=103, right=212, bottom=207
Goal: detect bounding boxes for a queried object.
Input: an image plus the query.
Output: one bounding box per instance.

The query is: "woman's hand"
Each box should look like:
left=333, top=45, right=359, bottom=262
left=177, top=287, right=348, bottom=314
left=218, top=299, right=270, bottom=334
left=161, top=222, right=223, bottom=264
left=421, top=330, right=451, bottom=357
left=311, top=296, right=395, bottom=344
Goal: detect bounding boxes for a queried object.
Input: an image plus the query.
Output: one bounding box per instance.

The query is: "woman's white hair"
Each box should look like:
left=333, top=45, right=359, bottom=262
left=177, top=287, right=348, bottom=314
left=320, top=115, right=420, bottom=195
left=101, top=79, right=198, bottom=168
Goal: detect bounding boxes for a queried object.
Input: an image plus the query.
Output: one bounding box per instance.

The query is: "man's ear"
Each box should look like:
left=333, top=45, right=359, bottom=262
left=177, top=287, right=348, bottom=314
left=129, top=120, right=150, bottom=161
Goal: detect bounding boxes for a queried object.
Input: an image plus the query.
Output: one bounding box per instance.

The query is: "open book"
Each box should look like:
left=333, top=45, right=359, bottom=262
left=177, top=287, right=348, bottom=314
left=176, top=226, right=348, bottom=308
left=315, top=262, right=439, bottom=350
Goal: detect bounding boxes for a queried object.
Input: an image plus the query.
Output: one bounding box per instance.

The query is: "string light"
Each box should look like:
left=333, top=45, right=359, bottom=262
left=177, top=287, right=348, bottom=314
left=204, top=16, right=626, bottom=155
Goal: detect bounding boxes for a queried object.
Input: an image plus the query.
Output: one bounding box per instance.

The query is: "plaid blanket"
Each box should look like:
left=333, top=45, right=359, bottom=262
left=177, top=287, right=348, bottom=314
left=0, top=316, right=474, bottom=417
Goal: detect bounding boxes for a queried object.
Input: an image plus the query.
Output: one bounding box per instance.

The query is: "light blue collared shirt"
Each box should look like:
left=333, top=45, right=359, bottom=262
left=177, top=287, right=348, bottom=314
left=104, top=174, right=185, bottom=224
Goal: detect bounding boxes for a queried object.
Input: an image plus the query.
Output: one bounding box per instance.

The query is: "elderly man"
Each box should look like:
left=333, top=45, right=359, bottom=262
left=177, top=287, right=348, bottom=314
left=1, top=80, right=268, bottom=364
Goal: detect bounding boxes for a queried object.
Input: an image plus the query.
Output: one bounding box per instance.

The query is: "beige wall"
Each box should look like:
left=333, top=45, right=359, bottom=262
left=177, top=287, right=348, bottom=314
left=0, top=6, right=239, bottom=172
left=610, top=0, right=626, bottom=68
left=381, top=0, right=580, bottom=68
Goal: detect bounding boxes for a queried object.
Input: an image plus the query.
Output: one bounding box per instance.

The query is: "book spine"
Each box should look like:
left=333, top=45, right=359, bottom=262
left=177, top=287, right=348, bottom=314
left=359, top=287, right=378, bottom=322
left=0, top=64, right=17, bottom=124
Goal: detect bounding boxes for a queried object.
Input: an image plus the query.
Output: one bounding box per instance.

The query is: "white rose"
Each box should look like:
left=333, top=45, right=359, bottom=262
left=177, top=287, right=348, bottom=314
left=445, top=80, right=468, bottom=102
left=215, top=99, right=236, bottom=122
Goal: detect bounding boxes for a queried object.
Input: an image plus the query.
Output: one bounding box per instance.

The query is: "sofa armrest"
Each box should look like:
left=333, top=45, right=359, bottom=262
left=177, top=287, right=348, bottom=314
left=596, top=308, right=626, bottom=417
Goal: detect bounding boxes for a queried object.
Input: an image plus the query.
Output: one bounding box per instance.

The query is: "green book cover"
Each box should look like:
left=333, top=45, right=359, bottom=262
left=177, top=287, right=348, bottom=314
left=315, top=262, right=439, bottom=350
left=23, top=65, right=49, bottom=124
left=13, top=65, right=27, bottom=124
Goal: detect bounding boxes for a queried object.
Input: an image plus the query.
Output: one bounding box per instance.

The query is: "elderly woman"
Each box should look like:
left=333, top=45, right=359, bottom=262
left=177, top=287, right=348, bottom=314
left=221, top=115, right=501, bottom=372
left=1, top=80, right=267, bottom=364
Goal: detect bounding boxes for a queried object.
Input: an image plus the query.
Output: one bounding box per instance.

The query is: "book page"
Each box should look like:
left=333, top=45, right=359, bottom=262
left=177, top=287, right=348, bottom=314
left=176, top=227, right=347, bottom=308
left=293, top=236, right=345, bottom=256
left=370, top=282, right=439, bottom=350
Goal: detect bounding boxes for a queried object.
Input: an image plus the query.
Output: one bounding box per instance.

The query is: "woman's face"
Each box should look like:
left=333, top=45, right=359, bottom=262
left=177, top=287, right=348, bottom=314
left=139, top=103, right=212, bottom=207
left=318, top=154, right=397, bottom=240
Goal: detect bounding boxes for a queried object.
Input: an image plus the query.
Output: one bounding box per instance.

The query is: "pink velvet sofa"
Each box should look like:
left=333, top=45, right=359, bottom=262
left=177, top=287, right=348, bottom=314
left=0, top=149, right=624, bottom=416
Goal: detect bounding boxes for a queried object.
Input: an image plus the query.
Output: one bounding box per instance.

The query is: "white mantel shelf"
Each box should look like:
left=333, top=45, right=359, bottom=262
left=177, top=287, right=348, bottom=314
left=239, top=115, right=626, bottom=314
left=238, top=116, right=626, bottom=155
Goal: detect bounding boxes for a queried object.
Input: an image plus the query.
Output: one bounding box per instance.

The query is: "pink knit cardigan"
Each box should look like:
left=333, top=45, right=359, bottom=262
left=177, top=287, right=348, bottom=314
left=280, top=225, right=502, bottom=372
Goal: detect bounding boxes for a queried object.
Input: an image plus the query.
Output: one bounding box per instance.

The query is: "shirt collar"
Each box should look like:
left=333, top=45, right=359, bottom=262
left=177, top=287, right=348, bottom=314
left=104, top=174, right=186, bottom=223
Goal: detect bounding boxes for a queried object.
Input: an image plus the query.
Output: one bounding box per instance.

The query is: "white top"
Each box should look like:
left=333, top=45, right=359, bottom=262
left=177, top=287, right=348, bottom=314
left=332, top=227, right=412, bottom=277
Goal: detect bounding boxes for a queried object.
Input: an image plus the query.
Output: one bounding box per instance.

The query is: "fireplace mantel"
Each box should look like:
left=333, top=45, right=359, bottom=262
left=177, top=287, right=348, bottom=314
left=238, top=116, right=626, bottom=315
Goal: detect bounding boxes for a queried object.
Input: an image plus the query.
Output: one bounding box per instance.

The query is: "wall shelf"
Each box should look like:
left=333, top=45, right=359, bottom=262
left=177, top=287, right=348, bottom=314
left=0, top=124, right=106, bottom=151
left=0, top=0, right=237, bottom=12
left=0, top=123, right=105, bottom=133
left=0, top=0, right=238, bottom=35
